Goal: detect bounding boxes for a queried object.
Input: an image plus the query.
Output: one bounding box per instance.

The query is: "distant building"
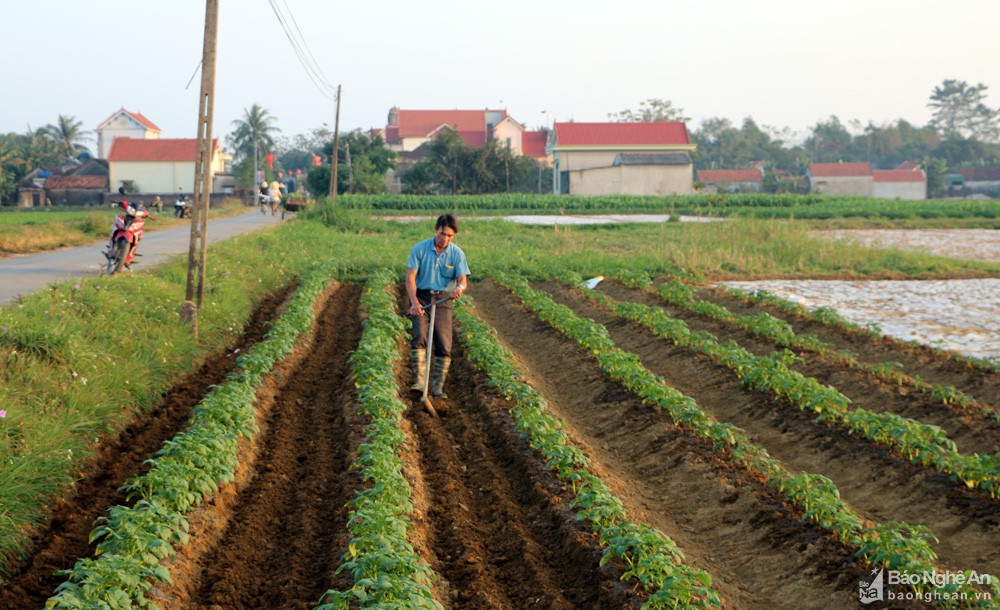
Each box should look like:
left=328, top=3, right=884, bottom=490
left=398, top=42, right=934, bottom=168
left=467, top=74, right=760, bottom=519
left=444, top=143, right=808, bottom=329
left=377, top=107, right=513, bottom=152
left=955, top=167, right=1000, bottom=198
left=872, top=169, right=926, bottom=200
left=108, top=138, right=232, bottom=195
left=697, top=168, right=763, bottom=193
left=373, top=106, right=551, bottom=193
left=96, top=108, right=162, bottom=159
left=16, top=159, right=109, bottom=207
left=807, top=162, right=873, bottom=196
left=549, top=122, right=695, bottom=196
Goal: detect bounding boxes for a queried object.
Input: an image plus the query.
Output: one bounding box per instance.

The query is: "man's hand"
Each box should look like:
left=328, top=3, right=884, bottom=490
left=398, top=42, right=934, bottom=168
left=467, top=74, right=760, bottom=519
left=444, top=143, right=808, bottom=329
left=409, top=302, right=424, bottom=317
left=452, top=283, right=466, bottom=300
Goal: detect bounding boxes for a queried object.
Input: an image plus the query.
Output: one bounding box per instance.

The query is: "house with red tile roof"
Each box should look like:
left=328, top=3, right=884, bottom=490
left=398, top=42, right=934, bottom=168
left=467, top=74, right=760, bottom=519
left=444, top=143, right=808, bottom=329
left=97, top=108, right=162, bottom=159
left=521, top=130, right=551, bottom=165
left=873, top=169, right=926, bottom=200
left=549, top=122, right=695, bottom=195
left=807, top=162, right=873, bottom=196
left=378, top=107, right=514, bottom=152
left=108, top=138, right=231, bottom=195
left=697, top=168, right=763, bottom=192
left=955, top=167, right=1000, bottom=198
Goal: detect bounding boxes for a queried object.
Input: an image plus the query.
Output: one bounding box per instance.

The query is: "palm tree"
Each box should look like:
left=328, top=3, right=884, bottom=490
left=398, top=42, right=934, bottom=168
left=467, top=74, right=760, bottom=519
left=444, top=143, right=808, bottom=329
left=42, top=115, right=92, bottom=162
left=228, top=104, right=280, bottom=166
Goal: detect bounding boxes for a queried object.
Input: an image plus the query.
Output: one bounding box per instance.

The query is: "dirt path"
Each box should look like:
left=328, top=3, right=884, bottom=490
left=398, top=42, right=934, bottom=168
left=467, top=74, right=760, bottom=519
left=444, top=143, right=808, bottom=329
left=597, top=280, right=1000, bottom=455
left=469, top=280, right=863, bottom=609
left=0, top=284, right=295, bottom=610
left=533, top=280, right=1000, bottom=581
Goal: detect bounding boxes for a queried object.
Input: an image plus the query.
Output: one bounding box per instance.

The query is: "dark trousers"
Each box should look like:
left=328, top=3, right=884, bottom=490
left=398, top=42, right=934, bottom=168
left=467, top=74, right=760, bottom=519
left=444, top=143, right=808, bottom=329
left=410, top=289, right=453, bottom=357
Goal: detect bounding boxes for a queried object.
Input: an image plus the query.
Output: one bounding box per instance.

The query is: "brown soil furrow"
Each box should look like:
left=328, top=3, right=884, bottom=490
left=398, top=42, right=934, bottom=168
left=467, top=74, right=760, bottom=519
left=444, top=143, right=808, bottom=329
left=698, top=283, right=1000, bottom=408
left=599, top=280, right=1000, bottom=455
left=470, top=280, right=862, bottom=610
left=408, top=348, right=623, bottom=608
left=402, top=335, right=631, bottom=607
left=0, top=284, right=295, bottom=610
left=537, top=281, right=1000, bottom=580
left=184, top=283, right=363, bottom=610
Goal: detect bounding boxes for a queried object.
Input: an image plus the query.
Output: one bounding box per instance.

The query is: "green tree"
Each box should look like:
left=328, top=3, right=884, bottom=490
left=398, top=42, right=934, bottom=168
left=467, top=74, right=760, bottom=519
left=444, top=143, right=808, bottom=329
left=226, top=104, right=281, bottom=186
left=41, top=115, right=92, bottom=162
left=804, top=115, right=854, bottom=163
left=928, top=79, right=999, bottom=142
left=307, top=129, right=396, bottom=195
left=922, top=157, right=948, bottom=198
left=400, top=131, right=538, bottom=195
left=424, top=130, right=467, bottom=194
left=608, top=98, right=690, bottom=123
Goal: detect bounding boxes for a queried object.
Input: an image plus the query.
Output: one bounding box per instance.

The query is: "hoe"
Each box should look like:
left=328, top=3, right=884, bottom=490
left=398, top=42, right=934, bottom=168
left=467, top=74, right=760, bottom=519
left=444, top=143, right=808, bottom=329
left=419, top=295, right=453, bottom=417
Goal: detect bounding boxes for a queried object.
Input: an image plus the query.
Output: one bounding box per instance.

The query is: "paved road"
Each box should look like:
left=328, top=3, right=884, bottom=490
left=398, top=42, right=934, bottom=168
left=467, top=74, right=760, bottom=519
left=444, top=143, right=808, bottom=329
left=0, top=209, right=282, bottom=304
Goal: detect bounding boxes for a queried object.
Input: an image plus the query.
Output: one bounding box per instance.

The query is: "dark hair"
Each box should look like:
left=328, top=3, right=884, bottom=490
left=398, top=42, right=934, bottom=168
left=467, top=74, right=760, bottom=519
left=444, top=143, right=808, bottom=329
left=435, top=214, right=458, bottom=233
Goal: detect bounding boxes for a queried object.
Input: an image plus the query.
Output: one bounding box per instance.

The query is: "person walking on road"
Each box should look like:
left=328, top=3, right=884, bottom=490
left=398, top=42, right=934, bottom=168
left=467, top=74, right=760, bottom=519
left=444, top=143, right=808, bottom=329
left=406, top=214, right=470, bottom=399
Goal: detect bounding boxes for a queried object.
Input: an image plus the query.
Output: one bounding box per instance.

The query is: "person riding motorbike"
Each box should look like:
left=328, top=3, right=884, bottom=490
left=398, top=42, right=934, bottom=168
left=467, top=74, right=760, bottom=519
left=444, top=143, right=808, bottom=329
left=174, top=195, right=192, bottom=218
left=259, top=181, right=270, bottom=214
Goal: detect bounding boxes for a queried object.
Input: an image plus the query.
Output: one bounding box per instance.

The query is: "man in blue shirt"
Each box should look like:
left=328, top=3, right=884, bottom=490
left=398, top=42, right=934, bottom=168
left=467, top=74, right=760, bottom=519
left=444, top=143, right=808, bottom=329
left=406, top=214, right=470, bottom=399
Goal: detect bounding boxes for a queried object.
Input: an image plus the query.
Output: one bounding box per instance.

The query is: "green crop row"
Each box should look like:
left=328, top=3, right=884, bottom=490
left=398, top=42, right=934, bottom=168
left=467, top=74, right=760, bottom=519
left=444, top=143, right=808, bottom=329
left=645, top=277, right=999, bottom=423
left=579, top=284, right=1000, bottom=500
left=45, top=263, right=339, bottom=609
left=493, top=273, right=999, bottom=606
left=316, top=269, right=440, bottom=610
left=454, top=301, right=721, bottom=609
left=720, top=285, right=1000, bottom=374
left=335, top=193, right=1000, bottom=220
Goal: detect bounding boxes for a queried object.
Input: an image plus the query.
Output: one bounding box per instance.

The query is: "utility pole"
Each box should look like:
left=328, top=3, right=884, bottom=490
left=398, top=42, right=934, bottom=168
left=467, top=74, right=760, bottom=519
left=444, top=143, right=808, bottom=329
left=181, top=0, right=219, bottom=337
left=327, top=84, right=342, bottom=202
left=345, top=141, right=353, bottom=193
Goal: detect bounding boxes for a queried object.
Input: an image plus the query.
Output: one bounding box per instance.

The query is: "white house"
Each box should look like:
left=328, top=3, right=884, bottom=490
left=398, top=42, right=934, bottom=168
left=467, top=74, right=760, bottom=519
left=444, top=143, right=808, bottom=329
left=697, top=169, right=764, bottom=193
left=108, top=138, right=231, bottom=195
left=872, top=169, right=926, bottom=200
left=808, top=162, right=873, bottom=196
left=549, top=122, right=696, bottom=196
left=96, top=109, right=162, bottom=159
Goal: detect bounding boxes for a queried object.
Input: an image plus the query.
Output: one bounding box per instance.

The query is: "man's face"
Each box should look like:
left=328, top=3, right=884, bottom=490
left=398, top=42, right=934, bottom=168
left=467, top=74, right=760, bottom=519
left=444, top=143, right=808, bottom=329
left=435, top=226, right=456, bottom=249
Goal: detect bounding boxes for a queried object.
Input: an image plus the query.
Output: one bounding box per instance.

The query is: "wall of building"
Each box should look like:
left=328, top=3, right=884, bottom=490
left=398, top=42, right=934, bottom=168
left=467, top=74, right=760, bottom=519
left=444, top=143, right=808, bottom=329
left=98, top=121, right=158, bottom=159
left=109, top=154, right=226, bottom=194
left=566, top=164, right=693, bottom=196
left=493, top=121, right=523, bottom=156
left=557, top=150, right=620, bottom=172
left=619, top=165, right=693, bottom=196
left=809, top=176, right=873, bottom=196
left=873, top=182, right=926, bottom=200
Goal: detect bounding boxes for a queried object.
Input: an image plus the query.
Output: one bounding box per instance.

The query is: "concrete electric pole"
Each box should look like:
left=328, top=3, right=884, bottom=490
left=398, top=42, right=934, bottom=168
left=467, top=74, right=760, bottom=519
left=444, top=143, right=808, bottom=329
left=181, top=0, right=219, bottom=337
left=327, top=84, right=342, bottom=202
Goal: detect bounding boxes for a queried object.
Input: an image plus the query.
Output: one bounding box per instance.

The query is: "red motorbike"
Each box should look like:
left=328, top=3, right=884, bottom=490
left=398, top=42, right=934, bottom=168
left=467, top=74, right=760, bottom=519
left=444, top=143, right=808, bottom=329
left=102, top=198, right=149, bottom=275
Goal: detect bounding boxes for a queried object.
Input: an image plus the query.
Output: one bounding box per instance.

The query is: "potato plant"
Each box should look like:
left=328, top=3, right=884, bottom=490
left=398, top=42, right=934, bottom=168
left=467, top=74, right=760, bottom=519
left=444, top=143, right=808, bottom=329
left=493, top=272, right=997, bottom=605
left=45, top=263, right=339, bottom=609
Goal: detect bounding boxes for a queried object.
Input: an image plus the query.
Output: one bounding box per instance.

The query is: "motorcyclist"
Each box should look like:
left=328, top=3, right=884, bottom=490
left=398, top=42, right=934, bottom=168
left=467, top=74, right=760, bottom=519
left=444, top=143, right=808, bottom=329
left=259, top=181, right=270, bottom=214
left=174, top=195, right=190, bottom=218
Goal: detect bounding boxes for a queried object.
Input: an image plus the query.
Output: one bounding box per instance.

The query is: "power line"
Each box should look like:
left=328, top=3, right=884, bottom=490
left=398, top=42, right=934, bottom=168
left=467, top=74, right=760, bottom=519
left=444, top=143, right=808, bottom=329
left=281, top=0, right=337, bottom=93
left=265, top=0, right=339, bottom=101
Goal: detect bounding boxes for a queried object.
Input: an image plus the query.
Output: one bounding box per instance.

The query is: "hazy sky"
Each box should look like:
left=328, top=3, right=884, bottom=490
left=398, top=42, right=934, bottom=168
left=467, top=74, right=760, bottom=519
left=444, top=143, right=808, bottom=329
left=5, top=0, right=998, bottom=151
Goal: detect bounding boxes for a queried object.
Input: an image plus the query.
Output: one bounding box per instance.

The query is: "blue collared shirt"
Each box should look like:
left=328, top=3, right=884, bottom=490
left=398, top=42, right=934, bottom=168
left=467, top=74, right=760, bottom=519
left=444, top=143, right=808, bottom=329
left=408, top=237, right=470, bottom=291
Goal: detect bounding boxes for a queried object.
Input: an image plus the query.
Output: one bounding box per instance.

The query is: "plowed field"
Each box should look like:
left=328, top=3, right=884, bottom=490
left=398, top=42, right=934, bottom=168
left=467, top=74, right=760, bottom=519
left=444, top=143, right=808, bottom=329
left=3, top=277, right=998, bottom=609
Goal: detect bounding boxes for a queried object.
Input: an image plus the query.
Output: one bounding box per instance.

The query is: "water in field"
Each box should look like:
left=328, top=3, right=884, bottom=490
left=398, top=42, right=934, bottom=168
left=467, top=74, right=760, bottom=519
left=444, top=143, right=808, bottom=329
left=721, top=278, right=1000, bottom=360
left=382, top=214, right=726, bottom=224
